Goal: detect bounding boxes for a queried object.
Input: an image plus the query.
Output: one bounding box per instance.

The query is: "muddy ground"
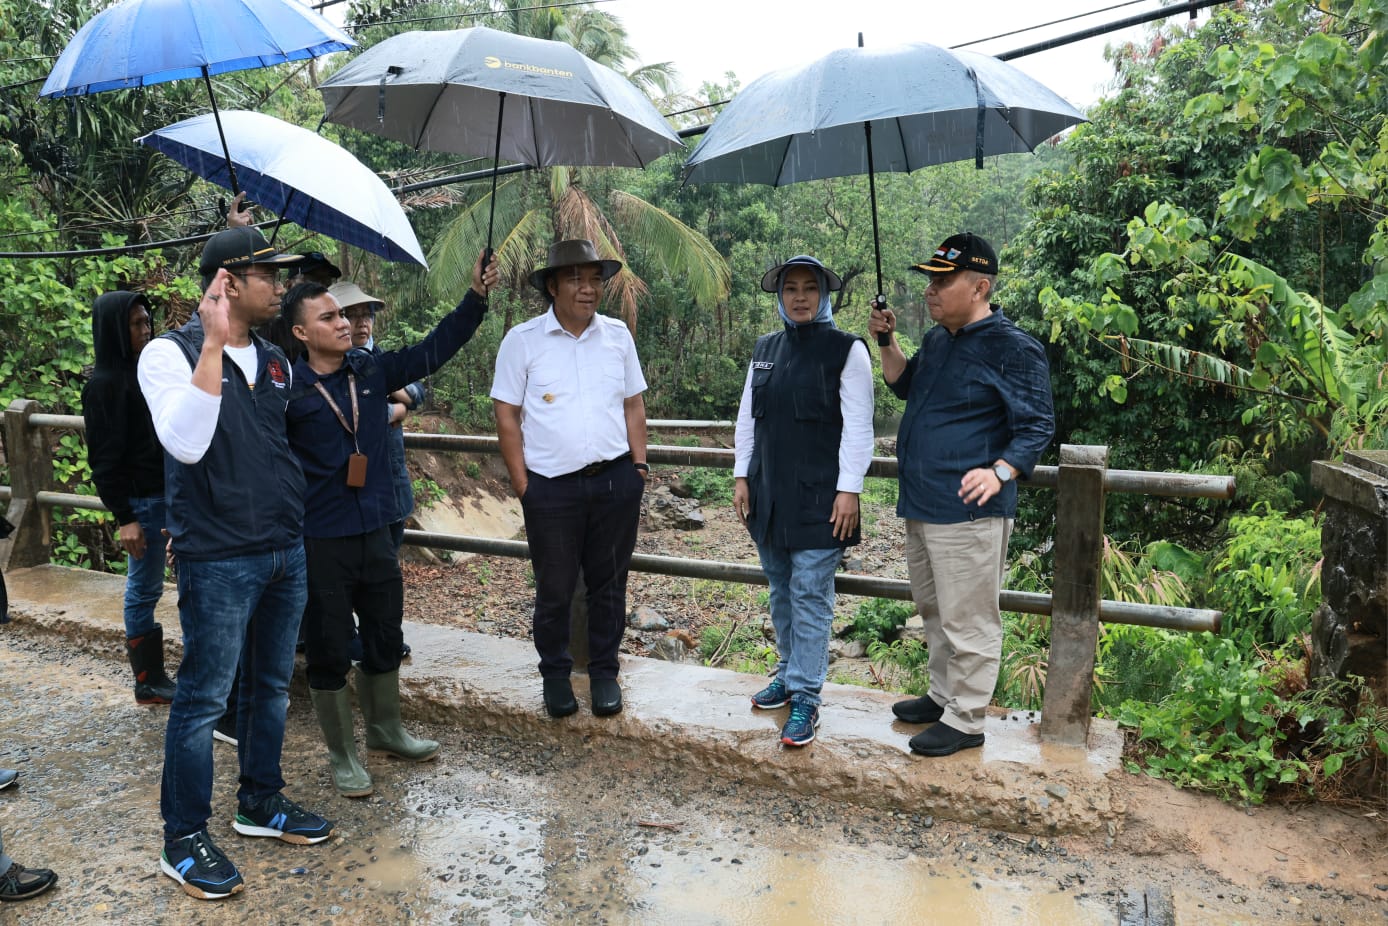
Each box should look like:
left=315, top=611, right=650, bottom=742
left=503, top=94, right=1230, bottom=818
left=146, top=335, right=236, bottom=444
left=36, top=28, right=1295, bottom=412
left=390, top=443, right=1388, bottom=921
left=0, top=633, right=1384, bottom=925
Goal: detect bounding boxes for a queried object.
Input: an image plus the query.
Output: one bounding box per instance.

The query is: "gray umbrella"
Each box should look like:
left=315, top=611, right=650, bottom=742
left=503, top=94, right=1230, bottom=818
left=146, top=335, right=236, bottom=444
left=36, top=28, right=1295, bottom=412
left=683, top=38, right=1086, bottom=338
left=318, top=26, right=683, bottom=250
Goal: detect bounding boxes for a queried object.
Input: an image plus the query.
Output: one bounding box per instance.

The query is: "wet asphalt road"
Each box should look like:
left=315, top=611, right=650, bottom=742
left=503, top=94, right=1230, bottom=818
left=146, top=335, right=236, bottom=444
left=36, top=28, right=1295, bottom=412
left=0, top=633, right=1380, bottom=925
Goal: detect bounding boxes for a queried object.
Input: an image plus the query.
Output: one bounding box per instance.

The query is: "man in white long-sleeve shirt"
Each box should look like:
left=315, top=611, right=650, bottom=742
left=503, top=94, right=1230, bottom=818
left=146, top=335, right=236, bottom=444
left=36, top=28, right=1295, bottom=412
left=137, top=227, right=334, bottom=901
left=732, top=255, right=875, bottom=748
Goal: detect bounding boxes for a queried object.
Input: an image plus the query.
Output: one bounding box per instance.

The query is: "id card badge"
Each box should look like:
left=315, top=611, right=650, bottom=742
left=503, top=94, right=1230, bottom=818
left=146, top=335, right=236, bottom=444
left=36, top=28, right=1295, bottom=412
left=346, top=453, right=368, bottom=488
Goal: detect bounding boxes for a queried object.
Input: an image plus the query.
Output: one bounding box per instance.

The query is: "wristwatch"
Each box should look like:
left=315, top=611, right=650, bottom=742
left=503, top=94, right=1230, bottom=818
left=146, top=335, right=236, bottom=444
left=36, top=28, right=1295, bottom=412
left=993, top=462, right=1014, bottom=483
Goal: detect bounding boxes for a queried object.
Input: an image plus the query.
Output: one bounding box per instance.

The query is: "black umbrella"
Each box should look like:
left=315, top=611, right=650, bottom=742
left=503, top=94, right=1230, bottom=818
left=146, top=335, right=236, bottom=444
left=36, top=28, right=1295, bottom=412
left=684, top=36, right=1087, bottom=341
left=318, top=26, right=684, bottom=254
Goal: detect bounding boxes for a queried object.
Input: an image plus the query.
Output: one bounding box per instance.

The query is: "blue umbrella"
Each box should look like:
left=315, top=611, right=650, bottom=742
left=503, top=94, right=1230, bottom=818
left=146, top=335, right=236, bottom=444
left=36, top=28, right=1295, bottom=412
left=41, top=0, right=354, bottom=193
left=319, top=26, right=682, bottom=252
left=684, top=37, right=1086, bottom=340
left=137, top=110, right=427, bottom=267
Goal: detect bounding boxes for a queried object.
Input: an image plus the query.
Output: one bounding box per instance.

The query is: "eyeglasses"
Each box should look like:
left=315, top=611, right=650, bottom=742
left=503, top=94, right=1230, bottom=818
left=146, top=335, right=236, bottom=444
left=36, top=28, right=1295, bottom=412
left=344, top=309, right=375, bottom=323
left=237, top=268, right=286, bottom=286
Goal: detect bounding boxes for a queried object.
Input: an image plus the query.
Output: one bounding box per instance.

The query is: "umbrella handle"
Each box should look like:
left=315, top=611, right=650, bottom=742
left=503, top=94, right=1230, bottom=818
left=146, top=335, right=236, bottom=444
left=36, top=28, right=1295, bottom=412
left=875, top=296, right=891, bottom=347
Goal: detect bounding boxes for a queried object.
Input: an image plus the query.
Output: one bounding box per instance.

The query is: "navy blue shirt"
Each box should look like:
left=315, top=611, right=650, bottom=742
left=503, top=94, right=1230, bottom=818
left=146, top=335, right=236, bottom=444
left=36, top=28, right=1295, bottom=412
left=888, top=305, right=1054, bottom=524
left=288, top=289, right=487, bottom=539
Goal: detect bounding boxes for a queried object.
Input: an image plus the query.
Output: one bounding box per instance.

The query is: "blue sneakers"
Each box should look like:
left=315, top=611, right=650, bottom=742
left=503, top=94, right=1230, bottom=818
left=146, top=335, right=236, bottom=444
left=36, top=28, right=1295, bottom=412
left=750, top=678, right=789, bottom=710
left=780, top=696, right=821, bottom=747
left=161, top=830, right=243, bottom=900
left=232, top=793, right=335, bottom=846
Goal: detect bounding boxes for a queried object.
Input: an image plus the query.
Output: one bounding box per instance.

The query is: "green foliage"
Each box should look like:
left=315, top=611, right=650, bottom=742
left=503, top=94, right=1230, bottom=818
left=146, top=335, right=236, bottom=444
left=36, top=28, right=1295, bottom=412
left=1118, top=640, right=1388, bottom=804
left=464, top=461, right=482, bottom=480
left=698, top=619, right=771, bottom=668
left=860, top=476, right=898, bottom=510
left=412, top=477, right=447, bottom=510
left=677, top=467, right=734, bottom=505
left=842, top=597, right=913, bottom=645
left=866, top=638, right=929, bottom=696
left=1204, top=505, right=1321, bottom=645
left=48, top=517, right=92, bottom=569
left=1117, top=637, right=1302, bottom=803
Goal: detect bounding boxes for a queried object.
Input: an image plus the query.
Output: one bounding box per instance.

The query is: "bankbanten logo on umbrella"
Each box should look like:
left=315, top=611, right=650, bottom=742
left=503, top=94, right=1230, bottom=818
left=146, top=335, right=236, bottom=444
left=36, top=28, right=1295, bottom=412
left=483, top=55, right=572, bottom=79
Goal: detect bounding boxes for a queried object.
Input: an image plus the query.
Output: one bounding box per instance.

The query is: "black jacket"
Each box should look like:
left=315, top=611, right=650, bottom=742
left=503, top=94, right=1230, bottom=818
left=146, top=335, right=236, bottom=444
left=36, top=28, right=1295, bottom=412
left=745, top=322, right=862, bottom=550
left=81, top=292, right=164, bottom=525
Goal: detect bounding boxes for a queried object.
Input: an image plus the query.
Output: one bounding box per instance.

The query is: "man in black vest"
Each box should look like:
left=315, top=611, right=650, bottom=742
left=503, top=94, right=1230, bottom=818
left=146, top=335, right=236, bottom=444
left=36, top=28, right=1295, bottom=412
left=733, top=256, right=875, bottom=747
left=138, top=228, right=334, bottom=901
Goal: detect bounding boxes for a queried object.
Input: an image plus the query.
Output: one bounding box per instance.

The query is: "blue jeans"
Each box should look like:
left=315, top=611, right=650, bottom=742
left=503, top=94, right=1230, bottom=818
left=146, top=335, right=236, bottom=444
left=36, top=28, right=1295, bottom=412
left=123, top=495, right=167, bottom=639
left=757, top=545, right=842, bottom=707
left=160, top=543, right=306, bottom=841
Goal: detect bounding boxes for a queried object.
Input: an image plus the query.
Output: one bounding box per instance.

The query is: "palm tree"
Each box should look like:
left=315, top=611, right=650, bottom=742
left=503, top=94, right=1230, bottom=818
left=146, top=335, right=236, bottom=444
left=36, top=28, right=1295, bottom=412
left=425, top=1, right=729, bottom=334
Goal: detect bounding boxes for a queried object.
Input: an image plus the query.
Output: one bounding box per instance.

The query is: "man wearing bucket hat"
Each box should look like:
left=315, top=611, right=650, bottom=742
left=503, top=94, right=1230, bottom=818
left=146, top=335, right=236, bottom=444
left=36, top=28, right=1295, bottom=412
left=138, top=227, right=334, bottom=899
left=868, top=232, right=1054, bottom=757
left=733, top=256, right=874, bottom=747
left=491, top=239, right=649, bottom=719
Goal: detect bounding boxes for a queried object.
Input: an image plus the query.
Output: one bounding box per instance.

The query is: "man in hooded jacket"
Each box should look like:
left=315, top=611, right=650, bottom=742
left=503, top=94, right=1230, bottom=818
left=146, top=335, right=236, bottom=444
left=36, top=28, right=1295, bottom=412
left=82, top=291, right=178, bottom=705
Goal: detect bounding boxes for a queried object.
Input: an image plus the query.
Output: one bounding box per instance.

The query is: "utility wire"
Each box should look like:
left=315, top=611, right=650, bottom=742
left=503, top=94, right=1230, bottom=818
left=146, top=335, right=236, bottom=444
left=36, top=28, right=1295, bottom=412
left=953, top=0, right=1154, bottom=48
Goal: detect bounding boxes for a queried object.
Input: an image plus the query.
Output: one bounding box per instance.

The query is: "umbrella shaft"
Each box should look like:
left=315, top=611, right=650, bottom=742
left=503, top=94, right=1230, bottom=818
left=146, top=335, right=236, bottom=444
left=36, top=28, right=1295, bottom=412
left=201, top=67, right=239, bottom=196
left=486, top=92, right=506, bottom=252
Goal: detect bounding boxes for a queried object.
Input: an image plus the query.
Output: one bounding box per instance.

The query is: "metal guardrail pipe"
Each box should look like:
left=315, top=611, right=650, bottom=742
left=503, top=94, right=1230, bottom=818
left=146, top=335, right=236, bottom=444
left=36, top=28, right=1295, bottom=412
left=28, top=414, right=85, bottom=430
left=402, top=530, right=1221, bottom=634
left=26, top=417, right=1235, bottom=501
left=647, top=420, right=733, bottom=429
left=403, top=434, right=1235, bottom=499
left=35, top=491, right=106, bottom=512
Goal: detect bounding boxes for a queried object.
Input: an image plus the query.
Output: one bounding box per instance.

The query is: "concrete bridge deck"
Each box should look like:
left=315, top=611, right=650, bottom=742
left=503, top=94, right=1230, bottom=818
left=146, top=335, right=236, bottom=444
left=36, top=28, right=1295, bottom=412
left=5, top=564, right=1123, bottom=837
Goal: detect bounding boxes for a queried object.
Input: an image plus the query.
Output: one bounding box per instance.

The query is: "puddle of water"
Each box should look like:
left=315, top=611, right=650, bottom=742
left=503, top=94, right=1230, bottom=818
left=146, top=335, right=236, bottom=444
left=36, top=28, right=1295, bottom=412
left=634, top=843, right=1110, bottom=926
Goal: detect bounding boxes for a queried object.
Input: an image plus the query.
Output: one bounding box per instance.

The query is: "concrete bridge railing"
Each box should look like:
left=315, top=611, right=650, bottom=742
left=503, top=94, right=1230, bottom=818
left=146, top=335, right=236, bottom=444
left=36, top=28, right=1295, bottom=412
left=2, top=398, right=1233, bottom=749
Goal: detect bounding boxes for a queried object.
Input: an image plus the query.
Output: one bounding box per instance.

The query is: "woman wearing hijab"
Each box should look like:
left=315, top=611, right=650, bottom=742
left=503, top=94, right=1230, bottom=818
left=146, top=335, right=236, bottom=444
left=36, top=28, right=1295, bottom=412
left=732, top=256, right=875, bottom=747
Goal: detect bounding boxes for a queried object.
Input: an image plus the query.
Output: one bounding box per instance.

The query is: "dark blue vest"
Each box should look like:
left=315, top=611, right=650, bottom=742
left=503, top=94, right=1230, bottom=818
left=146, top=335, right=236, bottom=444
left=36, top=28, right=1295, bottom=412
left=745, top=323, right=863, bottom=551
left=161, top=318, right=305, bottom=561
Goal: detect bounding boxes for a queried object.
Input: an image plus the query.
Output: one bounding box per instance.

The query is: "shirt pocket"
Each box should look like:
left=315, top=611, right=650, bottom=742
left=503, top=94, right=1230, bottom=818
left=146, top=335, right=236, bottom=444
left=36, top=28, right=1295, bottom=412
left=601, top=358, right=626, bottom=402
left=749, top=367, right=773, bottom=418
left=526, top=366, right=562, bottom=406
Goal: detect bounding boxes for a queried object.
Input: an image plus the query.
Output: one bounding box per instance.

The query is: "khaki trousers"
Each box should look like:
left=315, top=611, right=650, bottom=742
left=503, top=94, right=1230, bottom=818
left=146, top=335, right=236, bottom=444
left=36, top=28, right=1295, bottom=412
left=903, top=518, right=1012, bottom=735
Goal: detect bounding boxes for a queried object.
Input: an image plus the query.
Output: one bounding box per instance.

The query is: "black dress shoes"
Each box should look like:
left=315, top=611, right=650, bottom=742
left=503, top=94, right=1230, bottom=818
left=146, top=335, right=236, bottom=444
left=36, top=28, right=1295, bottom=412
left=908, top=722, right=985, bottom=756
left=590, top=677, right=623, bottom=716
left=892, top=695, right=945, bottom=725
left=543, top=677, right=578, bottom=718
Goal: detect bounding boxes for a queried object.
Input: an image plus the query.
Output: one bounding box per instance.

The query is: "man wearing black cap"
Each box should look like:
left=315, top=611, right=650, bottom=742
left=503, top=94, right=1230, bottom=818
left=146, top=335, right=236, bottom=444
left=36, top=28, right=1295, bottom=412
left=868, top=232, right=1054, bottom=757
left=490, top=239, right=649, bottom=719
left=295, top=252, right=343, bottom=288
left=138, top=227, right=334, bottom=900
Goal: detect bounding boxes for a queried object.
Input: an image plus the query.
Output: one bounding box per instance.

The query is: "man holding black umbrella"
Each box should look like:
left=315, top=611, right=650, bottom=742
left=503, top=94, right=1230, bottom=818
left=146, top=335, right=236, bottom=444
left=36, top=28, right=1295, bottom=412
left=868, top=232, right=1054, bottom=757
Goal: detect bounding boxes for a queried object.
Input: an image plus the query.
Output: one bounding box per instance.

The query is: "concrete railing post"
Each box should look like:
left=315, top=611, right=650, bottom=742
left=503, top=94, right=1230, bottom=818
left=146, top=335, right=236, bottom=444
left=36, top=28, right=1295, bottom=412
left=2, top=399, right=53, bottom=569
left=1040, top=444, right=1109, bottom=746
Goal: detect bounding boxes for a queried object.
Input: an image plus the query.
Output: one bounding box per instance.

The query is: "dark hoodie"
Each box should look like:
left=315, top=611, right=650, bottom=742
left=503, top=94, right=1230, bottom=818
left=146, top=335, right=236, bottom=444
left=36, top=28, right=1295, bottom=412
left=81, top=291, right=164, bottom=526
